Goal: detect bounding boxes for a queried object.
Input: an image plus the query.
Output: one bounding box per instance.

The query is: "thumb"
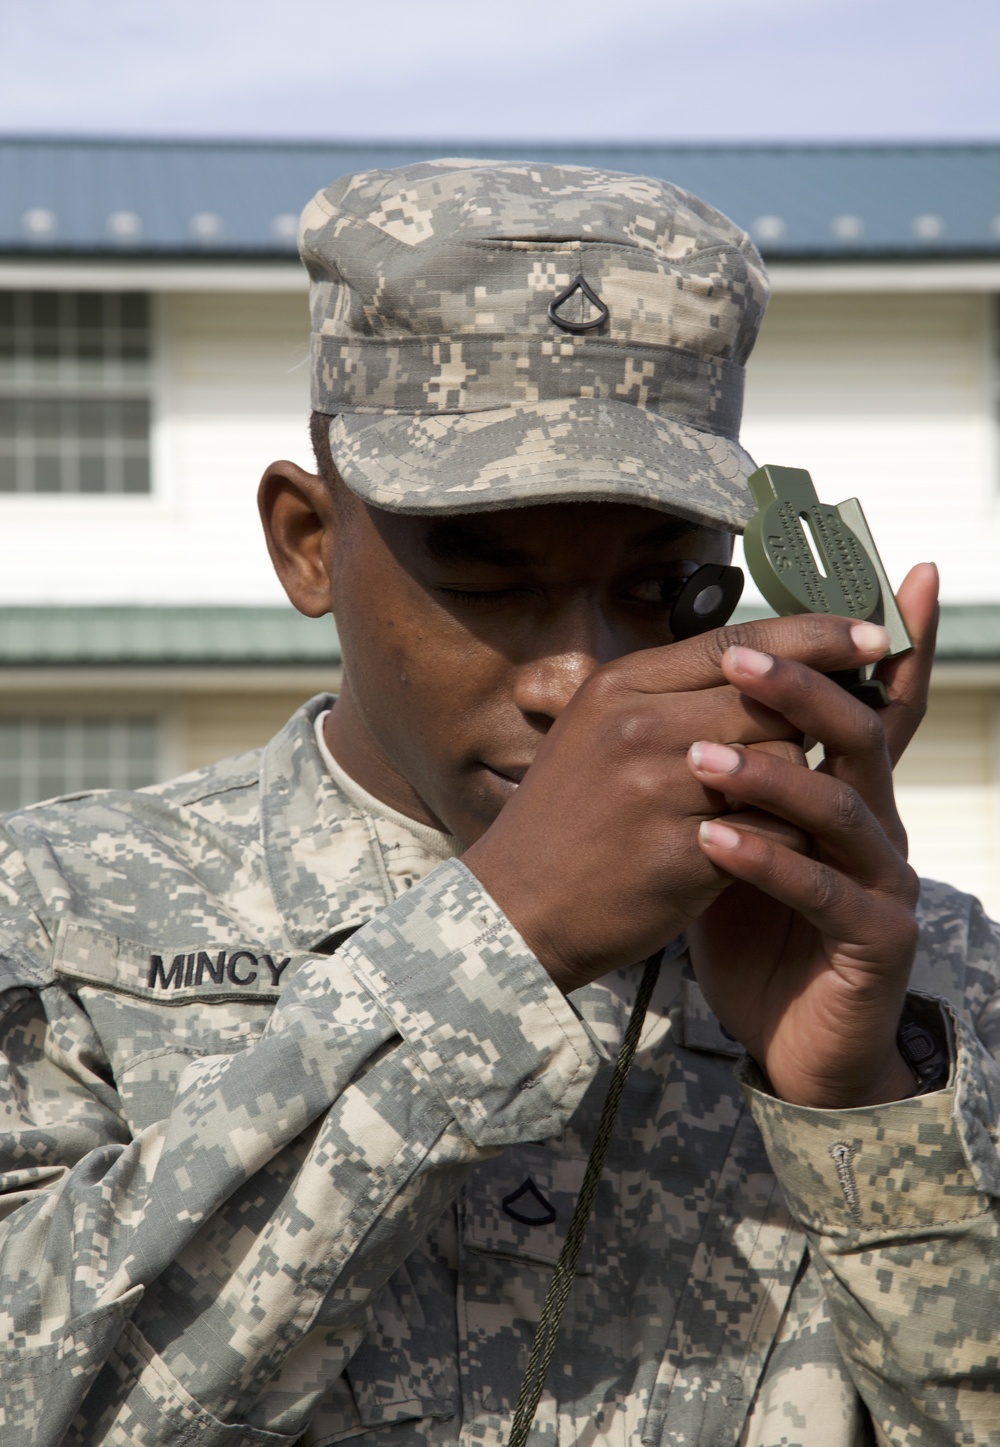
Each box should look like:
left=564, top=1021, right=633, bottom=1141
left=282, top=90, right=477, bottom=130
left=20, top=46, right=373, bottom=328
left=875, top=562, right=939, bottom=768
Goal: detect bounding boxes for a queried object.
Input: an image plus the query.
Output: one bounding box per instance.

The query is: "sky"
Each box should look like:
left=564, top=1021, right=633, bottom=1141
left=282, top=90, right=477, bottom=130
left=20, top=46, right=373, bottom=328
left=2, top=0, right=998, bottom=144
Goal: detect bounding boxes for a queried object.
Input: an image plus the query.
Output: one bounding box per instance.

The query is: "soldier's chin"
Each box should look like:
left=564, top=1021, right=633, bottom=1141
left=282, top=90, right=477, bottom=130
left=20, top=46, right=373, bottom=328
left=448, top=765, right=522, bottom=846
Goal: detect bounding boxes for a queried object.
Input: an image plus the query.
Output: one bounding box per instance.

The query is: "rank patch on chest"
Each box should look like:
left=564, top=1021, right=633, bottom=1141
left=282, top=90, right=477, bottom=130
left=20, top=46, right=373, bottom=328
left=501, top=1178, right=557, bottom=1226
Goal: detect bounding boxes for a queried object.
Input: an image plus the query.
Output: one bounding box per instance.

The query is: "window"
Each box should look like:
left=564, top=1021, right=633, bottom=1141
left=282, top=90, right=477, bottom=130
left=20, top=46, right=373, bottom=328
left=0, top=717, right=161, bottom=812
left=0, top=291, right=151, bottom=494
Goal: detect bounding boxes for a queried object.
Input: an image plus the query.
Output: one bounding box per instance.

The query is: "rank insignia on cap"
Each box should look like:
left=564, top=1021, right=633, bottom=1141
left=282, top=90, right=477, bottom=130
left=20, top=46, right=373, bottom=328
left=547, top=273, right=609, bottom=333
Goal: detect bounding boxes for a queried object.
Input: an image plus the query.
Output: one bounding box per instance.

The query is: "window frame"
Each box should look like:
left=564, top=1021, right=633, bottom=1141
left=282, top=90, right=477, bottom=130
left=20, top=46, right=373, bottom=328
left=0, top=287, right=156, bottom=499
left=0, top=711, right=165, bottom=813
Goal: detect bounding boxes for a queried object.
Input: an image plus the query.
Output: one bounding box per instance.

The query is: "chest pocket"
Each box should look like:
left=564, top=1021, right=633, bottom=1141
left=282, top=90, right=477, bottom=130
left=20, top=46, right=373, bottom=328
left=461, top=1142, right=594, bottom=1273
left=454, top=1142, right=594, bottom=1422
left=53, top=921, right=306, bottom=1135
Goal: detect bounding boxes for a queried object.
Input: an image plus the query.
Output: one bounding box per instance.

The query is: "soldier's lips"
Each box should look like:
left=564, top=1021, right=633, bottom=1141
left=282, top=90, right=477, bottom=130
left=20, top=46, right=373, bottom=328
left=481, top=763, right=529, bottom=797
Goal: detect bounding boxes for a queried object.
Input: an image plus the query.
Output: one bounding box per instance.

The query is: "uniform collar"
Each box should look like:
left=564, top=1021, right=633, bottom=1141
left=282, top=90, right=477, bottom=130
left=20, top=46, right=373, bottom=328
left=260, top=695, right=402, bottom=951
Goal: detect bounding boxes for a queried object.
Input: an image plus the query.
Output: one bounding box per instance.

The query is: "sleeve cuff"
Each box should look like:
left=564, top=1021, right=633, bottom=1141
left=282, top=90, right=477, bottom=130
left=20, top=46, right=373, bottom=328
left=344, top=858, right=602, bottom=1148
left=738, top=994, right=1000, bottom=1235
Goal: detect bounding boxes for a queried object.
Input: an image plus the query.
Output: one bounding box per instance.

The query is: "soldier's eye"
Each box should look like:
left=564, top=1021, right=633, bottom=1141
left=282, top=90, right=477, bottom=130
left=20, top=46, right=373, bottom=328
left=627, top=575, right=690, bottom=606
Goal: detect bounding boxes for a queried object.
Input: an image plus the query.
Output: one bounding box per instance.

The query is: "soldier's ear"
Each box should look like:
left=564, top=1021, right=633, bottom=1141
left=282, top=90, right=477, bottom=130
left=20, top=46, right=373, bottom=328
left=257, top=460, right=336, bottom=618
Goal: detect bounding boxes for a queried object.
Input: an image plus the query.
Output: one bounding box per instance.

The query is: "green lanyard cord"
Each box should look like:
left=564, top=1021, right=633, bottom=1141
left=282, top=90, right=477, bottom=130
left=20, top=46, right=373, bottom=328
left=506, top=949, right=664, bottom=1447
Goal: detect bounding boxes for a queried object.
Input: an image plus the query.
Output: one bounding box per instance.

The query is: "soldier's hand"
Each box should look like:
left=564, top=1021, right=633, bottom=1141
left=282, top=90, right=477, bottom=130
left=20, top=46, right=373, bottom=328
left=462, top=609, right=898, bottom=997
left=686, top=563, right=939, bottom=1107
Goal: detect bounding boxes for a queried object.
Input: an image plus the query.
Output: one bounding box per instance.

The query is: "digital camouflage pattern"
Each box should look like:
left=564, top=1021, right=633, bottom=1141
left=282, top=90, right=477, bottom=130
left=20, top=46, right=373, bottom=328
left=0, top=697, right=999, bottom=1446
left=298, top=160, right=767, bottom=532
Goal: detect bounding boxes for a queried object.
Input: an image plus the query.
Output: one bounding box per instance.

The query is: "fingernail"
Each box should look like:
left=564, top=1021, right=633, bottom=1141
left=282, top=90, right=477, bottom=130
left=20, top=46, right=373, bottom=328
left=699, top=819, right=742, bottom=849
left=691, top=741, right=742, bottom=775
left=728, top=644, right=774, bottom=676
left=850, top=621, right=890, bottom=654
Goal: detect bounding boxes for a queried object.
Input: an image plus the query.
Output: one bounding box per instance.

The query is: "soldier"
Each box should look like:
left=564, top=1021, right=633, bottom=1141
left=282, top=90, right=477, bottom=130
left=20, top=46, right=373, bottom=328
left=0, top=160, right=997, bottom=1447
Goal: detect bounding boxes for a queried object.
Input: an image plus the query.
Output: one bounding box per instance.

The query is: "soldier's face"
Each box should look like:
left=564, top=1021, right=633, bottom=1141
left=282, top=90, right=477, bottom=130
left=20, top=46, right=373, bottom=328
left=319, top=492, right=732, bottom=847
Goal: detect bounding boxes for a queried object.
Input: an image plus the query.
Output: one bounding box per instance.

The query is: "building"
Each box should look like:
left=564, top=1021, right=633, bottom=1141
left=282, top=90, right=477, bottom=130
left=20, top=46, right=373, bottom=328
left=1, top=137, right=999, bottom=910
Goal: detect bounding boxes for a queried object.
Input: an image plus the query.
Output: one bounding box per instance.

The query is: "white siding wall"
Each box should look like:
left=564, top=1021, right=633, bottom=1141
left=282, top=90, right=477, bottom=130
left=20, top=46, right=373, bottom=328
left=894, top=688, right=1000, bottom=920
left=738, top=291, right=1000, bottom=915
left=0, top=285, right=995, bottom=609
left=738, top=292, right=999, bottom=605
left=0, top=291, right=311, bottom=605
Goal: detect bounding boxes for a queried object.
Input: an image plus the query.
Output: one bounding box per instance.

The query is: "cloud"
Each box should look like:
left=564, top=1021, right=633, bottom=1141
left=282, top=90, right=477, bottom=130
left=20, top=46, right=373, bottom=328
left=1, top=0, right=997, bottom=140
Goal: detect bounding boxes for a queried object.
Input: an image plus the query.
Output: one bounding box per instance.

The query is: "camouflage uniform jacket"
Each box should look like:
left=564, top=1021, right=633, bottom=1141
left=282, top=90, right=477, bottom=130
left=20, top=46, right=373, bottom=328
left=1, top=696, right=999, bottom=1447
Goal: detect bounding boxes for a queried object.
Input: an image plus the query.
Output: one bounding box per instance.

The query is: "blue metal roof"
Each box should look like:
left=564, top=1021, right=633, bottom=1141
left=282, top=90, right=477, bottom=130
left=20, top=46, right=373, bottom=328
left=1, top=137, right=998, bottom=261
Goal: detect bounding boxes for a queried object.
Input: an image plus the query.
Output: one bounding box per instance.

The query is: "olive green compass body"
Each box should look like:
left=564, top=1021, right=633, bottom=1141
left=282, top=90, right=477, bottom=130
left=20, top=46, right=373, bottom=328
left=743, top=464, right=912, bottom=706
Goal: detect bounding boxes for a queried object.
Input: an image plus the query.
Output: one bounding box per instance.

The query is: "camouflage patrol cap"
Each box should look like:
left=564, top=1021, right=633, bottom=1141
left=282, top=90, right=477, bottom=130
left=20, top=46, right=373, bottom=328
left=299, top=158, right=769, bottom=532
